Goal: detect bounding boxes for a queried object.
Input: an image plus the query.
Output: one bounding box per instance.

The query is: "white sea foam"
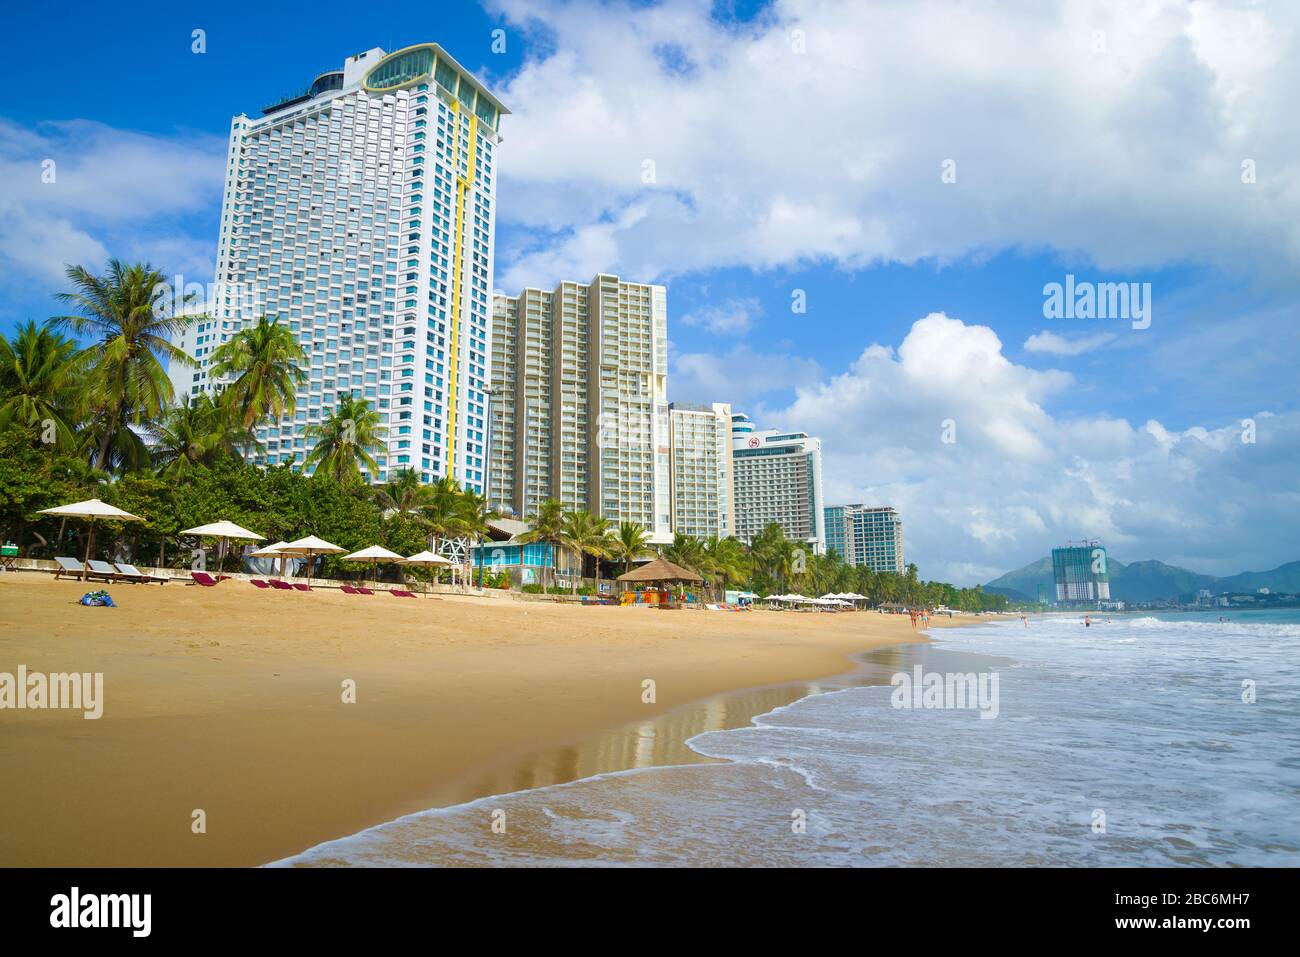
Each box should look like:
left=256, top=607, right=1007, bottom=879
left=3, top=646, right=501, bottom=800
left=274, top=611, right=1300, bottom=867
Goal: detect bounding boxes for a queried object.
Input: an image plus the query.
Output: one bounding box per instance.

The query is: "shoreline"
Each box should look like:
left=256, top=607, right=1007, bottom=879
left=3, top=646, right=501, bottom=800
left=0, top=573, right=972, bottom=866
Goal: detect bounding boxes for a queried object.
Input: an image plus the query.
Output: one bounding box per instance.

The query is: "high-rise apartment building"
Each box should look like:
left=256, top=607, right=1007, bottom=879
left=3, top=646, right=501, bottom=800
left=824, top=504, right=904, bottom=573
left=668, top=402, right=734, bottom=539
left=1051, top=541, right=1111, bottom=603
left=730, top=412, right=825, bottom=553
left=168, top=44, right=507, bottom=490
left=489, top=275, right=671, bottom=541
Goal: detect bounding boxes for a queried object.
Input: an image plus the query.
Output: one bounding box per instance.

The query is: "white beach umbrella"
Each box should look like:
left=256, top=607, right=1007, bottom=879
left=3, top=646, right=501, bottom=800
left=278, top=535, right=346, bottom=585
left=404, top=550, right=454, bottom=594
left=404, top=549, right=453, bottom=566
left=250, top=540, right=292, bottom=577
left=181, top=520, right=264, bottom=574
left=342, top=545, right=408, bottom=586
left=38, top=499, right=144, bottom=582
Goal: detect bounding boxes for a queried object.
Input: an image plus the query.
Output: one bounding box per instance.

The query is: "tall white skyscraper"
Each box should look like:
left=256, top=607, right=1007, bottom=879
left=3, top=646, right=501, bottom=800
left=730, top=412, right=826, bottom=553
left=490, top=275, right=672, bottom=541
left=169, top=44, right=507, bottom=489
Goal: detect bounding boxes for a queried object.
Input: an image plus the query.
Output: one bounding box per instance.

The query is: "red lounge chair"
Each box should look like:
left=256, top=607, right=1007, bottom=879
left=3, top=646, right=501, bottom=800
left=268, top=579, right=293, bottom=590
left=292, top=582, right=311, bottom=592
left=390, top=589, right=416, bottom=598
left=340, top=585, right=360, bottom=595
left=356, top=587, right=375, bottom=595
left=250, top=579, right=270, bottom=589
left=191, top=572, right=220, bottom=587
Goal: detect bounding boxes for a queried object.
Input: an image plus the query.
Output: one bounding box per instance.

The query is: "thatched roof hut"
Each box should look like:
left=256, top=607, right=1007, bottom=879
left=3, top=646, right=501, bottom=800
left=616, top=557, right=703, bottom=584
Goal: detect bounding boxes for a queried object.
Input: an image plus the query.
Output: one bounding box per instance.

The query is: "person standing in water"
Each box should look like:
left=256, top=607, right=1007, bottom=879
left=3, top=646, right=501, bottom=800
left=1084, top=615, right=1092, bottom=628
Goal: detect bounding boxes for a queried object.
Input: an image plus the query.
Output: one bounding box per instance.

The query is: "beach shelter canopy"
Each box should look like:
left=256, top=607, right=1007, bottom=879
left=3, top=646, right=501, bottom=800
left=343, top=545, right=407, bottom=585
left=250, top=540, right=289, bottom=557
left=405, top=550, right=453, bottom=565
left=616, top=557, right=703, bottom=584
left=181, top=520, right=265, bottom=573
left=250, top=540, right=292, bottom=576
left=342, top=545, right=407, bottom=562
left=279, top=535, right=345, bottom=554
left=181, top=521, right=263, bottom=541
left=40, top=499, right=144, bottom=521
left=277, top=535, right=345, bottom=584
left=38, top=499, right=143, bottom=582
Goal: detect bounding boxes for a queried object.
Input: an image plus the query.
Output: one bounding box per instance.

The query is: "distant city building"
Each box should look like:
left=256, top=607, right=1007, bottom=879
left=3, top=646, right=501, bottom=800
left=823, top=504, right=904, bottom=573
left=489, top=275, right=671, bottom=542
left=168, top=43, right=508, bottom=489
left=730, top=412, right=825, bottom=553
left=1051, top=541, right=1111, bottom=603
left=668, top=402, right=734, bottom=539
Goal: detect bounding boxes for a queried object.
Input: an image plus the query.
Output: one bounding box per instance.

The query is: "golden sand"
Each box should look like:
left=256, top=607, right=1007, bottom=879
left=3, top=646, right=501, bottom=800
left=0, top=573, right=967, bottom=866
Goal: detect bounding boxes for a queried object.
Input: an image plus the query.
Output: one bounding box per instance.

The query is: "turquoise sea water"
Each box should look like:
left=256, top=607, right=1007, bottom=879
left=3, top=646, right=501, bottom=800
left=276, top=610, right=1300, bottom=866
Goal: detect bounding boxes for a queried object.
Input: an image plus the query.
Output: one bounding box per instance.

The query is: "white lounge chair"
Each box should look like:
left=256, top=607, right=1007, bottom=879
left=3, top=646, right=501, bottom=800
left=53, top=556, right=86, bottom=580
left=114, top=562, right=169, bottom=584
left=85, top=560, right=124, bottom=582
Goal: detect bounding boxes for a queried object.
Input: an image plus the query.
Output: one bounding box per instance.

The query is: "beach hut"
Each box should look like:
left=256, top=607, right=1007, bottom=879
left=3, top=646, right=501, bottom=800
left=342, top=545, right=408, bottom=587
left=38, top=499, right=144, bottom=581
left=616, top=557, right=703, bottom=607
left=181, top=520, right=264, bottom=574
left=277, top=535, right=346, bottom=585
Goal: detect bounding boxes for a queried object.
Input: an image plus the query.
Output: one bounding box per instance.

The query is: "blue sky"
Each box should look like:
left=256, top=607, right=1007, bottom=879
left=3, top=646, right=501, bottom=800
left=2, top=0, right=1298, bottom=584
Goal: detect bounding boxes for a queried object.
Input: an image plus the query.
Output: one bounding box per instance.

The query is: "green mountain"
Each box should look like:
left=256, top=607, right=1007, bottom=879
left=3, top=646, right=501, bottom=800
left=985, top=555, right=1299, bottom=603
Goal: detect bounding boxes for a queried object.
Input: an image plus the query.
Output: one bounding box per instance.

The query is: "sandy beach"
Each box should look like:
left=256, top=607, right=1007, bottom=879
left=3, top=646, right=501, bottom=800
left=0, top=573, right=967, bottom=866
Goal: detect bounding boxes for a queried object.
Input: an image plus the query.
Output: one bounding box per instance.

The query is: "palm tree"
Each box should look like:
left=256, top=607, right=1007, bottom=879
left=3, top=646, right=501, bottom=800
left=608, top=520, right=651, bottom=580
left=702, top=534, right=750, bottom=600
left=459, top=488, right=499, bottom=588
left=519, top=498, right=565, bottom=593
left=374, top=467, right=432, bottom=516
left=208, top=315, right=307, bottom=431
left=664, top=533, right=706, bottom=574
left=559, top=510, right=612, bottom=594
left=50, top=259, right=199, bottom=471
left=303, top=393, right=387, bottom=483
left=0, top=321, right=84, bottom=449
left=150, top=394, right=255, bottom=480
left=44, top=458, right=109, bottom=555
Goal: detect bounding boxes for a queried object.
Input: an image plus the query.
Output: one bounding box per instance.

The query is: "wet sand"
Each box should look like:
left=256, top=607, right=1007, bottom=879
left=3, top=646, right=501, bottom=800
left=0, top=573, right=967, bottom=866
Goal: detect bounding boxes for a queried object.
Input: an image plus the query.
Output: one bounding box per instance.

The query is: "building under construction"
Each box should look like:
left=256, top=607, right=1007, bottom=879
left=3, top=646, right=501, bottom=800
left=1051, top=541, right=1111, bottom=604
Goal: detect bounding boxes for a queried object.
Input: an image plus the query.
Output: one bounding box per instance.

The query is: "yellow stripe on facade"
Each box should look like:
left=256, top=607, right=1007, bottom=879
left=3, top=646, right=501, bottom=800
left=446, top=104, right=478, bottom=476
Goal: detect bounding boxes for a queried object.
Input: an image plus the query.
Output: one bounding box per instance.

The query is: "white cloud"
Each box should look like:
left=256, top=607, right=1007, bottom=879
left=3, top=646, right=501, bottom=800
left=671, top=342, right=823, bottom=407
left=1024, top=330, right=1118, bottom=356
left=0, top=119, right=225, bottom=296
left=491, top=0, right=1300, bottom=284
left=680, top=296, right=760, bottom=335
left=777, top=312, right=1300, bottom=584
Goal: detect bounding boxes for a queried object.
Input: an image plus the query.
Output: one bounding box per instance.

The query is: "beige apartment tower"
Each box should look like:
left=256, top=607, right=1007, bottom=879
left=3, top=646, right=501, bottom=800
left=668, top=402, right=735, bottom=539
left=490, top=275, right=671, bottom=542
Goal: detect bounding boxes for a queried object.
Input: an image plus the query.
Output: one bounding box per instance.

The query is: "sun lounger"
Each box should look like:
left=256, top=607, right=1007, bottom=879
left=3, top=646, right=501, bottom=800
left=250, top=579, right=270, bottom=588
left=291, top=582, right=311, bottom=592
left=356, top=586, right=374, bottom=595
left=390, top=589, right=416, bottom=598
left=53, top=556, right=87, bottom=579
left=86, top=560, right=125, bottom=583
left=340, top=585, right=361, bottom=595
left=191, top=571, right=220, bottom=587
left=268, top=579, right=293, bottom=590
left=114, top=562, right=168, bottom=584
